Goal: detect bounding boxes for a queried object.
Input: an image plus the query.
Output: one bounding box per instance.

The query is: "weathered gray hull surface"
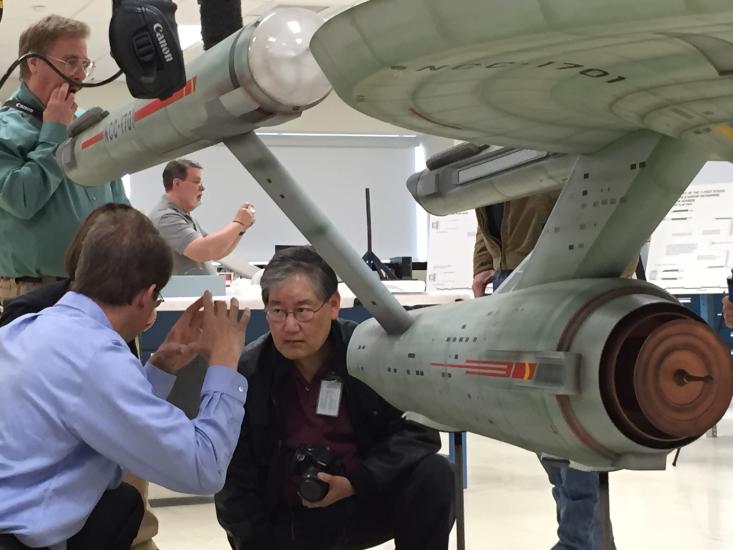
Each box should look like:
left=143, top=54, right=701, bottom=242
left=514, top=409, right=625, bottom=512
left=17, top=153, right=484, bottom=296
left=349, top=278, right=731, bottom=470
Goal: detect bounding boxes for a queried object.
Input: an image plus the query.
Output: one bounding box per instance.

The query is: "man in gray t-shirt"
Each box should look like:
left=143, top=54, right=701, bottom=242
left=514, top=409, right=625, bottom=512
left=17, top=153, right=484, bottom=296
left=148, top=159, right=255, bottom=276
left=148, top=158, right=255, bottom=418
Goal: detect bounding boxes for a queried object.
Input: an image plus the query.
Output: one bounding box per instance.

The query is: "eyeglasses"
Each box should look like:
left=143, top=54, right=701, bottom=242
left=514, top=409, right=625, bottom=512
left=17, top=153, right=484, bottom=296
left=265, top=301, right=327, bottom=323
left=45, top=54, right=96, bottom=79
left=154, top=294, right=165, bottom=308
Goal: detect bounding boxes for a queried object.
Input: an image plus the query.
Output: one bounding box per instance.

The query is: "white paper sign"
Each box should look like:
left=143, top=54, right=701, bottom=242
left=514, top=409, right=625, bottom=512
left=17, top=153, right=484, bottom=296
left=426, top=211, right=476, bottom=291
left=647, top=183, right=733, bottom=294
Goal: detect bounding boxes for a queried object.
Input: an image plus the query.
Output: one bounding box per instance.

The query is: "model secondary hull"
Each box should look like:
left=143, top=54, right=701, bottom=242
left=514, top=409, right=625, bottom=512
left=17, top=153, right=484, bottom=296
left=347, top=278, right=733, bottom=470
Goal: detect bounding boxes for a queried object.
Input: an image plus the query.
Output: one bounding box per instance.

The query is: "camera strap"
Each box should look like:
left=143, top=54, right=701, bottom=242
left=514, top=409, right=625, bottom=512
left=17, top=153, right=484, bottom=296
left=3, top=100, right=43, bottom=123
left=316, top=376, right=343, bottom=418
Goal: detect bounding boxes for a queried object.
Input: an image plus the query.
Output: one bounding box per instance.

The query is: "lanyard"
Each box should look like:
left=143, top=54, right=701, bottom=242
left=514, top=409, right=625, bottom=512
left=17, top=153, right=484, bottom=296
left=3, top=99, right=44, bottom=122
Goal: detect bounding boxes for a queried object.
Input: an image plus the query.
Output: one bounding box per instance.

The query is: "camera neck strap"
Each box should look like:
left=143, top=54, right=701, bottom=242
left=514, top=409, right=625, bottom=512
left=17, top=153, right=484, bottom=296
left=3, top=99, right=43, bottom=123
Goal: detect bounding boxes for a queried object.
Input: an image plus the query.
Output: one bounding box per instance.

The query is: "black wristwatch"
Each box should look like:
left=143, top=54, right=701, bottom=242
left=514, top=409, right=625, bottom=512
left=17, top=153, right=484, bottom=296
left=233, top=220, right=246, bottom=235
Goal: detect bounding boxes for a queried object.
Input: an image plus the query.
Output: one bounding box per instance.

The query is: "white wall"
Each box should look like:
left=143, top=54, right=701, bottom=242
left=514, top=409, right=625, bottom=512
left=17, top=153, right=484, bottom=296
left=130, top=134, right=420, bottom=263
left=692, top=161, right=733, bottom=185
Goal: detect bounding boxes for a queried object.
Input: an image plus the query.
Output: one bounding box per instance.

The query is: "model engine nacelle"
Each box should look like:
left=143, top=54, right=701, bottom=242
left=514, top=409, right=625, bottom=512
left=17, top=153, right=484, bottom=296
left=406, top=144, right=574, bottom=215
left=348, top=278, right=733, bottom=470
left=57, top=8, right=331, bottom=187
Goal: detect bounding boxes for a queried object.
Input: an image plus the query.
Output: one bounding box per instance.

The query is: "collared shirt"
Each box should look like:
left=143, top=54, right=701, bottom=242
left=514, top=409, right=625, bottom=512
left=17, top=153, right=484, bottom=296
left=0, top=84, right=129, bottom=278
left=0, top=292, right=247, bottom=548
left=148, top=195, right=216, bottom=276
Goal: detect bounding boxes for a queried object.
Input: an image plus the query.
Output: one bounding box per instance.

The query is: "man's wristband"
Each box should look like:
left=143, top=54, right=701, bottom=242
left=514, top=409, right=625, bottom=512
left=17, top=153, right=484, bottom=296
left=233, top=219, right=246, bottom=235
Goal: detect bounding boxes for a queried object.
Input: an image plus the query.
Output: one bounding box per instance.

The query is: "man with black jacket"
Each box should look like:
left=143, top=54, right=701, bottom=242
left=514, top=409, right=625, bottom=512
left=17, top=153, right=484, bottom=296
left=215, top=246, right=455, bottom=550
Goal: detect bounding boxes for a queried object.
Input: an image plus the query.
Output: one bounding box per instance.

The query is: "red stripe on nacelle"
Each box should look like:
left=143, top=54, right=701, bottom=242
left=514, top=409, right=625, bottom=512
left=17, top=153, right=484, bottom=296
left=431, top=362, right=509, bottom=371
left=511, top=362, right=538, bottom=379
left=81, top=132, right=104, bottom=150
left=133, top=77, right=197, bottom=122
left=465, top=370, right=511, bottom=378
left=466, top=359, right=514, bottom=367
left=431, top=359, right=538, bottom=381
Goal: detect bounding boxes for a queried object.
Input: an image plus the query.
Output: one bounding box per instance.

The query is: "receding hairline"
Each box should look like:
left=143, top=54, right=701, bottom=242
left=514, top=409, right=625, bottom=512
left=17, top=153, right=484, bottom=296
left=185, top=166, right=203, bottom=178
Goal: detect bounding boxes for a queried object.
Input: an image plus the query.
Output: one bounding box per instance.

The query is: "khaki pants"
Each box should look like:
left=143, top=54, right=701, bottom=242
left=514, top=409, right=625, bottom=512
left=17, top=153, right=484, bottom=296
left=122, top=472, right=160, bottom=550
left=0, top=277, right=47, bottom=305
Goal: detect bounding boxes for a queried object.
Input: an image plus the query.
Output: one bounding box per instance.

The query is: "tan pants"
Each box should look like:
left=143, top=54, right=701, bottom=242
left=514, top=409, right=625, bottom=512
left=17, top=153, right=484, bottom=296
left=0, top=277, right=47, bottom=304
left=122, top=472, right=160, bottom=550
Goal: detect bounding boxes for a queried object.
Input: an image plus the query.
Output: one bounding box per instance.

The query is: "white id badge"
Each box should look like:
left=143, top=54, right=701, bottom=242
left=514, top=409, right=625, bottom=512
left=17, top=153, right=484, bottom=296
left=316, top=378, right=343, bottom=417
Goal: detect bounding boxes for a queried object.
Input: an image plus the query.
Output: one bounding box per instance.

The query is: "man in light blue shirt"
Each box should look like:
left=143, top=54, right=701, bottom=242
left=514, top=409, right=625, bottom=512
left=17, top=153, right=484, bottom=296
left=0, top=207, right=250, bottom=550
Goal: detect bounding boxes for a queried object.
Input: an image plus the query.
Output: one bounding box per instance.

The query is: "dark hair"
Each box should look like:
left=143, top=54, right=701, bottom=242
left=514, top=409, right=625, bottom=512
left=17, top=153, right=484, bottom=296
left=162, top=159, right=202, bottom=191
left=71, top=208, right=173, bottom=306
left=64, top=203, right=134, bottom=278
left=260, top=246, right=338, bottom=305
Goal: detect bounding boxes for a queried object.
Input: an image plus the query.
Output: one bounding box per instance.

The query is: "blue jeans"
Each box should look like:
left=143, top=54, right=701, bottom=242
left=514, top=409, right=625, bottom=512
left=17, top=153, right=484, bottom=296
left=542, top=461, right=615, bottom=550
left=493, top=273, right=614, bottom=549
left=492, top=270, right=513, bottom=291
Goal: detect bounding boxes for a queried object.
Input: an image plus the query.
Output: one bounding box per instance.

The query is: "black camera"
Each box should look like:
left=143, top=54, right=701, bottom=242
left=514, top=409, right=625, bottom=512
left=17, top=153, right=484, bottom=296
left=290, top=445, right=339, bottom=503
left=110, top=0, right=186, bottom=99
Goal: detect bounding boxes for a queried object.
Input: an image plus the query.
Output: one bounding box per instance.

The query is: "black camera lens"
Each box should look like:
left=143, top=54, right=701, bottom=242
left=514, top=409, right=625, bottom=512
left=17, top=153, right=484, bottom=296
left=290, top=445, right=339, bottom=503
left=299, top=474, right=329, bottom=502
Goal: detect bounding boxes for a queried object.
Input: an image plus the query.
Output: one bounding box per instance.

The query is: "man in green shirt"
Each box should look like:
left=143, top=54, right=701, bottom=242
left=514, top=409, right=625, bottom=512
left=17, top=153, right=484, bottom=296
left=0, top=14, right=129, bottom=303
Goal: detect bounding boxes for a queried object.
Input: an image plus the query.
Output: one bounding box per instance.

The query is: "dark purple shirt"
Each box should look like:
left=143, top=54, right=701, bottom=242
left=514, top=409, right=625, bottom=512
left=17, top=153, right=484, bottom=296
left=283, top=364, right=361, bottom=476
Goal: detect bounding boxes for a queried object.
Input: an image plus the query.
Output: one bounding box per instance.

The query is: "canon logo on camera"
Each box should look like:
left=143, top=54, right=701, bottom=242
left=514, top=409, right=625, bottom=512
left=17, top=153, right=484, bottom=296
left=153, top=23, right=174, bottom=63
